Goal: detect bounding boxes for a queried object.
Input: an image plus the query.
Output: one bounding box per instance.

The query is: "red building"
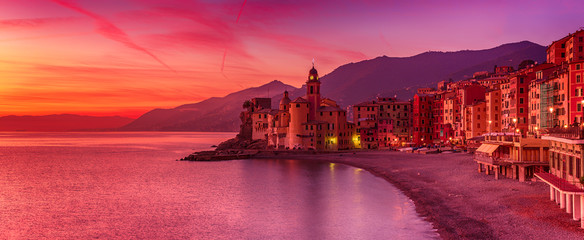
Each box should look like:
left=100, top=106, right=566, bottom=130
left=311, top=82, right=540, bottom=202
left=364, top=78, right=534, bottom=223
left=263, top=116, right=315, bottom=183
left=360, top=127, right=378, bottom=149
left=570, top=61, right=584, bottom=124
left=413, top=94, right=434, bottom=145
left=432, top=92, right=453, bottom=143
left=377, top=119, right=393, bottom=149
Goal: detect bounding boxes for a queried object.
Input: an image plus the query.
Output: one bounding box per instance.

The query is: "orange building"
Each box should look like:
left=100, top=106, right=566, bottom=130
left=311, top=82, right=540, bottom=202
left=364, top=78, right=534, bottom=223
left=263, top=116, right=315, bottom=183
left=464, top=101, right=487, bottom=139
left=485, top=88, right=502, bottom=133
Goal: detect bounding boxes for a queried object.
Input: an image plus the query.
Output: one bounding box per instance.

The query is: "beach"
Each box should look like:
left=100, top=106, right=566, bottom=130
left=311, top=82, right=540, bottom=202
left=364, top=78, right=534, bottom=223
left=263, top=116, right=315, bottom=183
left=258, top=151, right=584, bottom=239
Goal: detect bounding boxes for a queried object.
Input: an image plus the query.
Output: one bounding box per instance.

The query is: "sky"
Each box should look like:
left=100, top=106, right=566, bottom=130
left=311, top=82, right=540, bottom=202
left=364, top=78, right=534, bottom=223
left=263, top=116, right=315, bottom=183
left=1, top=0, right=584, bottom=118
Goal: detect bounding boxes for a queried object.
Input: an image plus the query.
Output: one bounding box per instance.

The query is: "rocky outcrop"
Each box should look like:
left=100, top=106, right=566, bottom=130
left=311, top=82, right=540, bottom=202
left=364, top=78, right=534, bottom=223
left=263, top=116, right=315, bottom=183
left=216, top=138, right=267, bottom=150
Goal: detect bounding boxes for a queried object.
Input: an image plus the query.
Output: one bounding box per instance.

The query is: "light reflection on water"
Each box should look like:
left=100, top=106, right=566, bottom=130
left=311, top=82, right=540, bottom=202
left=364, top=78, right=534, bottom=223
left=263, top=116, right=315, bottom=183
left=0, top=132, right=438, bottom=239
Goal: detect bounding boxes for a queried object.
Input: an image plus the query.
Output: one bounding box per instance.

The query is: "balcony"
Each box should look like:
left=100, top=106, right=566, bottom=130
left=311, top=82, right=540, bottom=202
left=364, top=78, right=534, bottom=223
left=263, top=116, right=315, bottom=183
left=473, top=154, right=510, bottom=165
left=545, top=126, right=584, bottom=140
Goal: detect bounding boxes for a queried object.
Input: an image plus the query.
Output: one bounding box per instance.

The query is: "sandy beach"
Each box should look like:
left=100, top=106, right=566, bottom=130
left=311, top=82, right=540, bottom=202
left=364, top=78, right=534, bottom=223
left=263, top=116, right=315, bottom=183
left=257, top=151, right=584, bottom=240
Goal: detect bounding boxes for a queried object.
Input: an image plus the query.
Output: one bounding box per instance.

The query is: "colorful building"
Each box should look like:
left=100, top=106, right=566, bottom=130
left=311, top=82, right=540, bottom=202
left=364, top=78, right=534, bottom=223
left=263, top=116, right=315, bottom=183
left=413, top=94, right=434, bottom=145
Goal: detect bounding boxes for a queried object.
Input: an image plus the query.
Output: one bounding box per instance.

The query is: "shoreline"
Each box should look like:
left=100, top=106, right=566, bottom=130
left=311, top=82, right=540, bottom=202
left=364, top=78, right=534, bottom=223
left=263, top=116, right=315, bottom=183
left=255, top=151, right=584, bottom=239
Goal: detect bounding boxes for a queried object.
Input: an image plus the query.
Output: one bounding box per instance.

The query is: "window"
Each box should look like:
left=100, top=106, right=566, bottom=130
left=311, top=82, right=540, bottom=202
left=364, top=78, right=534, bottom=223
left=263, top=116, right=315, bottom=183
left=519, top=88, right=524, bottom=94
left=310, top=86, right=314, bottom=94
left=519, top=108, right=524, bottom=113
left=578, top=75, right=582, bottom=83
left=519, top=78, right=524, bottom=84
left=519, top=98, right=524, bottom=104
left=578, top=103, right=582, bottom=112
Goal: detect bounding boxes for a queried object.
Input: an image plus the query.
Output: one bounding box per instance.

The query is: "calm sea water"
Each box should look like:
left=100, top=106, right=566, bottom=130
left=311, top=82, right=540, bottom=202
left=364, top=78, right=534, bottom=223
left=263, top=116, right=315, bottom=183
left=0, top=132, right=438, bottom=239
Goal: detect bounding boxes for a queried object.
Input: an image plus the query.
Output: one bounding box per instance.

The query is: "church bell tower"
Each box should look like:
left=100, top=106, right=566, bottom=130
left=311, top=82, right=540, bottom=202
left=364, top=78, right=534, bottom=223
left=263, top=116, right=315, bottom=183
left=306, top=64, right=321, bottom=121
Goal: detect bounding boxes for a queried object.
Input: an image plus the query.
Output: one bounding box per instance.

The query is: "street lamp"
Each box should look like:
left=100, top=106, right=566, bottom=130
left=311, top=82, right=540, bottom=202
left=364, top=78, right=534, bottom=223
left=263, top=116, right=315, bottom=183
left=549, top=107, right=554, bottom=128
left=534, top=126, right=539, bottom=138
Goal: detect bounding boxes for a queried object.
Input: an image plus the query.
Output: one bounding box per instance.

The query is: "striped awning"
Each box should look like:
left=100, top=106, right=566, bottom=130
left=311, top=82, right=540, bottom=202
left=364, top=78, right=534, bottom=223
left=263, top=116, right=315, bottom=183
left=476, top=144, right=499, bottom=155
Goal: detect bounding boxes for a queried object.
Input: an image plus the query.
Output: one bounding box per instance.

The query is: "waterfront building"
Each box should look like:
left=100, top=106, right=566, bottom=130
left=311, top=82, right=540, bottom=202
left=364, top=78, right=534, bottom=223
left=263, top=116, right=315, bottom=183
left=377, top=97, right=412, bottom=148
left=464, top=101, right=487, bottom=140
left=486, top=87, right=502, bottom=133
left=413, top=94, right=434, bottom=145
left=547, top=30, right=584, bottom=65
left=569, top=61, right=584, bottom=125
left=548, top=66, right=570, bottom=127
left=353, top=101, right=379, bottom=149
left=475, top=134, right=549, bottom=182
left=537, top=128, right=584, bottom=227
left=458, top=84, right=486, bottom=142
left=444, top=95, right=462, bottom=143
left=354, top=97, right=412, bottom=148
left=432, top=92, right=449, bottom=144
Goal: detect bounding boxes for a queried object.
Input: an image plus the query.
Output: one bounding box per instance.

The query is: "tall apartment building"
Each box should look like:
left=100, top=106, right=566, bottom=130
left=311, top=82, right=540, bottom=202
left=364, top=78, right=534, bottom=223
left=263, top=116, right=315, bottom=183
left=547, top=30, right=584, bottom=64
left=354, top=97, right=412, bottom=148
left=413, top=94, right=434, bottom=145
left=486, top=87, right=502, bottom=133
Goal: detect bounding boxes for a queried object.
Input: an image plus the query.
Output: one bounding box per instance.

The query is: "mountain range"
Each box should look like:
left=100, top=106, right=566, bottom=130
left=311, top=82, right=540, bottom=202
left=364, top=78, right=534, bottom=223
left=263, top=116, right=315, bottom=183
left=3, top=41, right=547, bottom=132
left=120, top=41, right=546, bottom=132
left=119, top=80, right=297, bottom=131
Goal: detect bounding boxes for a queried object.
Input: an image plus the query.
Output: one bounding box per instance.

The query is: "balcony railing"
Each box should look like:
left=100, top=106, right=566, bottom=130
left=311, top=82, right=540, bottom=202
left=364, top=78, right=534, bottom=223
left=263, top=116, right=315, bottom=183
left=545, top=126, right=584, bottom=139
left=474, top=154, right=507, bottom=165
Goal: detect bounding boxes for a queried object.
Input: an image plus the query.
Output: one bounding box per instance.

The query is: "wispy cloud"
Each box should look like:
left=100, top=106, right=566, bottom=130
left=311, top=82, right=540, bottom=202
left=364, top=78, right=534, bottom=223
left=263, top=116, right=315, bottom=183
left=0, top=17, right=76, bottom=28
left=50, top=0, right=175, bottom=72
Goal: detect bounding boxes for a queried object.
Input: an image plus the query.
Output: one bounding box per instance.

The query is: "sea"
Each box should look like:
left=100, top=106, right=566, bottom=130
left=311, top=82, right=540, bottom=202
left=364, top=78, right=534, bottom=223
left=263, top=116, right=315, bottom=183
left=0, top=132, right=438, bottom=239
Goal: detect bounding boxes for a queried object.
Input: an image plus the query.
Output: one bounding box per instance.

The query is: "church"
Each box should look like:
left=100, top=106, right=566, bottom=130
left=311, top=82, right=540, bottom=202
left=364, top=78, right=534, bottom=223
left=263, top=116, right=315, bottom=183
left=251, top=65, right=358, bottom=150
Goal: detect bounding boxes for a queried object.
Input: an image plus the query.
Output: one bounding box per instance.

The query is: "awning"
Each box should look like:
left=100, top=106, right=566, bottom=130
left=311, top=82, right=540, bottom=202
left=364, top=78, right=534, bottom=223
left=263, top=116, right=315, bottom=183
left=476, top=143, right=499, bottom=155
left=535, top=173, right=584, bottom=194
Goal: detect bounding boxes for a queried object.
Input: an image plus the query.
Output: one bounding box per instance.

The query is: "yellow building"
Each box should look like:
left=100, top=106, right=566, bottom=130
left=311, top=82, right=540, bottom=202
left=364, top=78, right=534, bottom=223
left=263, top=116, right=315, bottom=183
left=475, top=134, right=549, bottom=182
left=537, top=130, right=584, bottom=227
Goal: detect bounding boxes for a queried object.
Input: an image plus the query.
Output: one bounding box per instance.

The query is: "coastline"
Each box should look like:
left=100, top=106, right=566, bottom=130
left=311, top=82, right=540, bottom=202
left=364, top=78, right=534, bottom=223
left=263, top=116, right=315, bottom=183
left=255, top=151, right=584, bottom=239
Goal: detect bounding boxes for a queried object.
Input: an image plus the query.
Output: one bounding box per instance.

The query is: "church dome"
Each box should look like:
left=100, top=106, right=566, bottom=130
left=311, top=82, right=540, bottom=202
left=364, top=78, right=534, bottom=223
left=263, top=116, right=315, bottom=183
left=279, top=91, right=291, bottom=110
left=309, top=67, right=318, bottom=75
left=308, top=66, right=319, bottom=82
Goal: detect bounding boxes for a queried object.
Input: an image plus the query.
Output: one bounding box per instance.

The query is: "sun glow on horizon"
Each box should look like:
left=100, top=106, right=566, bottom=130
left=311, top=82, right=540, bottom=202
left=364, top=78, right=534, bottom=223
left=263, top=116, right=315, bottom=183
left=1, top=0, right=583, bottom=117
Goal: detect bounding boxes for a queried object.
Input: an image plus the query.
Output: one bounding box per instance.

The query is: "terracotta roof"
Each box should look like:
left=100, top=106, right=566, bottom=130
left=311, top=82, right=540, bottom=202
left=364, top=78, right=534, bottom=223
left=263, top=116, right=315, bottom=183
left=319, top=106, right=343, bottom=112
left=291, top=97, right=308, bottom=103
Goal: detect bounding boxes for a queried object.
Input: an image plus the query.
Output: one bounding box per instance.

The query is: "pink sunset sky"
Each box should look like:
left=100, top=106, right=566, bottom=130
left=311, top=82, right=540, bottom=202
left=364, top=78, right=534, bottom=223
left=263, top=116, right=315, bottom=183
left=1, top=0, right=583, bottom=117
